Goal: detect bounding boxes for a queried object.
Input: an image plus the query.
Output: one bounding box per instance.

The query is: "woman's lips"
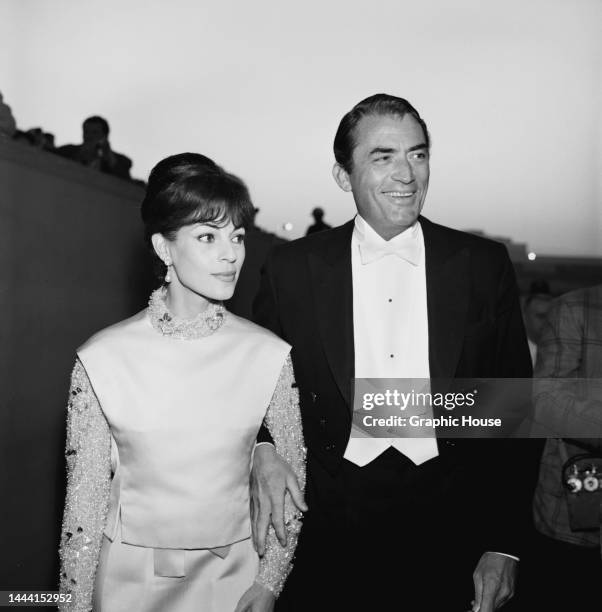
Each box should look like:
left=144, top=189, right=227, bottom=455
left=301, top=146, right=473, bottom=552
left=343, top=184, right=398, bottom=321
left=212, top=272, right=236, bottom=282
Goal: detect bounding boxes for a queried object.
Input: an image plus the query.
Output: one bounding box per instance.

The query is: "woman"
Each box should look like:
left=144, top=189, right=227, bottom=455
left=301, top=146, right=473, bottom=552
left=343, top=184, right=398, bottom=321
left=59, top=153, right=305, bottom=612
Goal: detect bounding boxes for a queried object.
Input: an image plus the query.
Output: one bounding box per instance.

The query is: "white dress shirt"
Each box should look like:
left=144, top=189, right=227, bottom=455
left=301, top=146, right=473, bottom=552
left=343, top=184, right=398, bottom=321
left=343, top=215, right=439, bottom=467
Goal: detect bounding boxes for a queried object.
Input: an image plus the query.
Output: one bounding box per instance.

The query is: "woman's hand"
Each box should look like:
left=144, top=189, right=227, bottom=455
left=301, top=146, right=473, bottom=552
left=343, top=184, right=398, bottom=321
left=233, top=582, right=275, bottom=612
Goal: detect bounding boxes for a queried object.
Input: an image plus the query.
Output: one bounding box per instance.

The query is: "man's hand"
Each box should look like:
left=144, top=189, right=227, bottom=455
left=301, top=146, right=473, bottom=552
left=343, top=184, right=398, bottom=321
left=233, top=582, right=275, bottom=612
left=471, top=552, right=517, bottom=612
left=96, top=138, right=117, bottom=168
left=250, top=444, right=307, bottom=556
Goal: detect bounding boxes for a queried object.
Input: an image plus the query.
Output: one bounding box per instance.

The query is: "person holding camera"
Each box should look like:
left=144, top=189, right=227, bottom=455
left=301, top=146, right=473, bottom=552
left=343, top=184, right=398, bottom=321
left=56, top=115, right=132, bottom=180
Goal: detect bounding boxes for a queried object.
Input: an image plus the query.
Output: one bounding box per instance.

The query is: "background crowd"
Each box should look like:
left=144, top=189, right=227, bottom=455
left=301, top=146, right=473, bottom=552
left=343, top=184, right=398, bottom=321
left=1, top=91, right=137, bottom=183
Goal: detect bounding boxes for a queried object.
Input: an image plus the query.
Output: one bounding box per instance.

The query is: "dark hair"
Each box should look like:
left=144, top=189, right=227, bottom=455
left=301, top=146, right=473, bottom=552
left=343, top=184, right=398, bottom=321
left=333, top=94, right=430, bottom=174
left=141, top=153, right=254, bottom=280
left=83, top=115, right=110, bottom=136
left=147, top=152, right=217, bottom=185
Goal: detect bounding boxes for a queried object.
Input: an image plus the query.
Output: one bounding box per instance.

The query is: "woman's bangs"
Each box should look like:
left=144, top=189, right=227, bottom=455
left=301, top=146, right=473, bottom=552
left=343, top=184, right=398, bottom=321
left=183, top=197, right=252, bottom=229
left=169, top=170, right=254, bottom=229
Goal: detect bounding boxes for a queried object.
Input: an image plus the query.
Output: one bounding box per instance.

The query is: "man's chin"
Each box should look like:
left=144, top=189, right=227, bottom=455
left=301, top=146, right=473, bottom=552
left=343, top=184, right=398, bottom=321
left=389, top=212, right=420, bottom=231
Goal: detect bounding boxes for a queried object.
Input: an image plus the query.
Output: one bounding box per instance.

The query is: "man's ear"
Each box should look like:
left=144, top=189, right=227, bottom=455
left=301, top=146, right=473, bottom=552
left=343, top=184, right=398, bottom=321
left=332, top=163, right=352, bottom=193
left=151, top=233, right=171, bottom=265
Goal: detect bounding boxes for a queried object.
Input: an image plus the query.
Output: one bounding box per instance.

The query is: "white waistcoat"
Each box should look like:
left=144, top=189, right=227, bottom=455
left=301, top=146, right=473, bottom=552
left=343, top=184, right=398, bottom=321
left=78, top=309, right=290, bottom=550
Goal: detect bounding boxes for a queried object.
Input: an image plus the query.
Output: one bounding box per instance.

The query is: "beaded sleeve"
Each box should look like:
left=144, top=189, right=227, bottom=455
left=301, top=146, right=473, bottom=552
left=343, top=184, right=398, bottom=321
left=255, top=354, right=306, bottom=597
left=58, top=359, right=112, bottom=612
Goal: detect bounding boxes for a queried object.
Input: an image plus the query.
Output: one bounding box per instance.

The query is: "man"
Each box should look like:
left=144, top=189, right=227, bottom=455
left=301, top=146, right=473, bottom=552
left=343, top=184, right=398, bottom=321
left=56, top=115, right=132, bottom=180
left=528, top=284, right=602, bottom=607
left=252, top=94, right=533, bottom=610
left=306, top=207, right=332, bottom=235
left=0, top=91, right=17, bottom=139
left=522, top=290, right=553, bottom=366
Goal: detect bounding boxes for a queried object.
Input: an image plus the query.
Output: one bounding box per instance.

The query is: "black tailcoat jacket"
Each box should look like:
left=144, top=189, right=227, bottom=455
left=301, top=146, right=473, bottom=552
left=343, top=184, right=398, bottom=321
left=254, top=216, right=537, bottom=592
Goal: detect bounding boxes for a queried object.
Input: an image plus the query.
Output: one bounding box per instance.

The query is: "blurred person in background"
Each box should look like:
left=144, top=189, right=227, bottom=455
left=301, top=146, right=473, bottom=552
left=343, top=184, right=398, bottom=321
left=305, top=206, right=332, bottom=235
left=19, top=127, right=55, bottom=151
left=56, top=115, right=132, bottom=180
left=0, top=91, right=17, bottom=139
left=530, top=284, right=602, bottom=608
left=522, top=286, right=553, bottom=366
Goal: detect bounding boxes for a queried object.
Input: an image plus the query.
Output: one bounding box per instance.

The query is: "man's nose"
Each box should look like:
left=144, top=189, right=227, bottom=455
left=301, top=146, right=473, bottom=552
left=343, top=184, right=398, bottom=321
left=391, top=159, right=414, bottom=183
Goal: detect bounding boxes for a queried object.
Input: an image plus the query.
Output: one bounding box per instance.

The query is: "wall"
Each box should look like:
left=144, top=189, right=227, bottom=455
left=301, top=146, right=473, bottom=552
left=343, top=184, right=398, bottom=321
left=0, top=141, right=153, bottom=589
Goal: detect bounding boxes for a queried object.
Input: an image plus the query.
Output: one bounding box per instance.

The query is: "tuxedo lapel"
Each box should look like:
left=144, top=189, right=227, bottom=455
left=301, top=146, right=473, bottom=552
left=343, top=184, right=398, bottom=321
left=307, top=221, right=355, bottom=407
left=421, top=217, right=470, bottom=379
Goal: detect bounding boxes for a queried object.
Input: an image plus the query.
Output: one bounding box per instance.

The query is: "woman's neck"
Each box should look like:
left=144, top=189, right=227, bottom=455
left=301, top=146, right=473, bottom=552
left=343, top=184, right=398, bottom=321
left=164, top=284, right=213, bottom=319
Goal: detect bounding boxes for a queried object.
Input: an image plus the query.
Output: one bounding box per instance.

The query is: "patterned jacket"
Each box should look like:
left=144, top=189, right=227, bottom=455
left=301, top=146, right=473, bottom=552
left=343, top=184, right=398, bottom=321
left=532, top=284, right=602, bottom=550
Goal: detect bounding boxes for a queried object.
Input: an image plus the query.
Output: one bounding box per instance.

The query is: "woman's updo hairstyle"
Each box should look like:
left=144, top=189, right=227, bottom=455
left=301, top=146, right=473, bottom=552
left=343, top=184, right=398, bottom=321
left=141, top=152, right=255, bottom=280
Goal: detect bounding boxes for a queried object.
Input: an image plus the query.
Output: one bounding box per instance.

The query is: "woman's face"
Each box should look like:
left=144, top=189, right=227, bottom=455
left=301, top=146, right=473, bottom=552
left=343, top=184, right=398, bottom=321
left=155, top=220, right=246, bottom=306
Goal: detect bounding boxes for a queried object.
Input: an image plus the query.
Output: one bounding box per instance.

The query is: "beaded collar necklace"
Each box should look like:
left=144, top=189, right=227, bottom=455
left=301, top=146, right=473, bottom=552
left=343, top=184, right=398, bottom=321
left=147, top=286, right=226, bottom=340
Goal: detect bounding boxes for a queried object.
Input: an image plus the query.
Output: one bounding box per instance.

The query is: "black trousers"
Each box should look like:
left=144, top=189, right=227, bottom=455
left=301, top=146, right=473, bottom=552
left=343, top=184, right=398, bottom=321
left=277, top=447, right=482, bottom=611
left=517, top=532, right=601, bottom=610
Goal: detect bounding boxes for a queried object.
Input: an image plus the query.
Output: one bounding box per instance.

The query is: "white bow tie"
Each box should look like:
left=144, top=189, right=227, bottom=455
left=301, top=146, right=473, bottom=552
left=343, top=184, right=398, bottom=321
left=358, top=236, right=420, bottom=266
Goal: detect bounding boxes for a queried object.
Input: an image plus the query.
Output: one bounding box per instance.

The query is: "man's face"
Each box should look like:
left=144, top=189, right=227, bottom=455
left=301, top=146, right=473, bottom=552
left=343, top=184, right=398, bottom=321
left=334, top=113, right=429, bottom=240
left=524, top=296, right=552, bottom=343
left=82, top=121, right=106, bottom=146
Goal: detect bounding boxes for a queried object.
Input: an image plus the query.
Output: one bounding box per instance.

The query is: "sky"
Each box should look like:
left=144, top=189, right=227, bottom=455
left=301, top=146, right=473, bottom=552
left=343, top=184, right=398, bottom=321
left=1, top=0, right=601, bottom=255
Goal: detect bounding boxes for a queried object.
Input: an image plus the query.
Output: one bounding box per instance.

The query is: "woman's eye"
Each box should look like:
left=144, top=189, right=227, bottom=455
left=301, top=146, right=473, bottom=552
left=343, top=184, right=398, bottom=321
left=232, top=234, right=245, bottom=244
left=197, top=233, right=215, bottom=243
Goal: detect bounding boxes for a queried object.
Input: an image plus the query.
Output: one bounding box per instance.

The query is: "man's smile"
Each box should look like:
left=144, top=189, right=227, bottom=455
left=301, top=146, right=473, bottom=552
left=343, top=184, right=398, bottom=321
left=382, top=190, right=416, bottom=199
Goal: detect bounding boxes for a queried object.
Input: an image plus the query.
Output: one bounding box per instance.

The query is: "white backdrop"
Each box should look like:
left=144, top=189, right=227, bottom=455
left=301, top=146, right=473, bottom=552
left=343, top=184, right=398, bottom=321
left=1, top=0, right=600, bottom=255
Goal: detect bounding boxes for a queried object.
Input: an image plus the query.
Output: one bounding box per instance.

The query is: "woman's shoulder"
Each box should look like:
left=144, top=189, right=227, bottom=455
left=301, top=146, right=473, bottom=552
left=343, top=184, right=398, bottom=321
left=225, top=312, right=291, bottom=352
left=78, top=308, right=149, bottom=355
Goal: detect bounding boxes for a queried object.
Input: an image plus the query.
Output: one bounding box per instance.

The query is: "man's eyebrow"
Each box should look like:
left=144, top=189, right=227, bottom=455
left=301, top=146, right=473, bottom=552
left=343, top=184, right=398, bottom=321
left=407, top=143, right=428, bottom=153
left=368, top=147, right=396, bottom=156
left=368, top=143, right=428, bottom=156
